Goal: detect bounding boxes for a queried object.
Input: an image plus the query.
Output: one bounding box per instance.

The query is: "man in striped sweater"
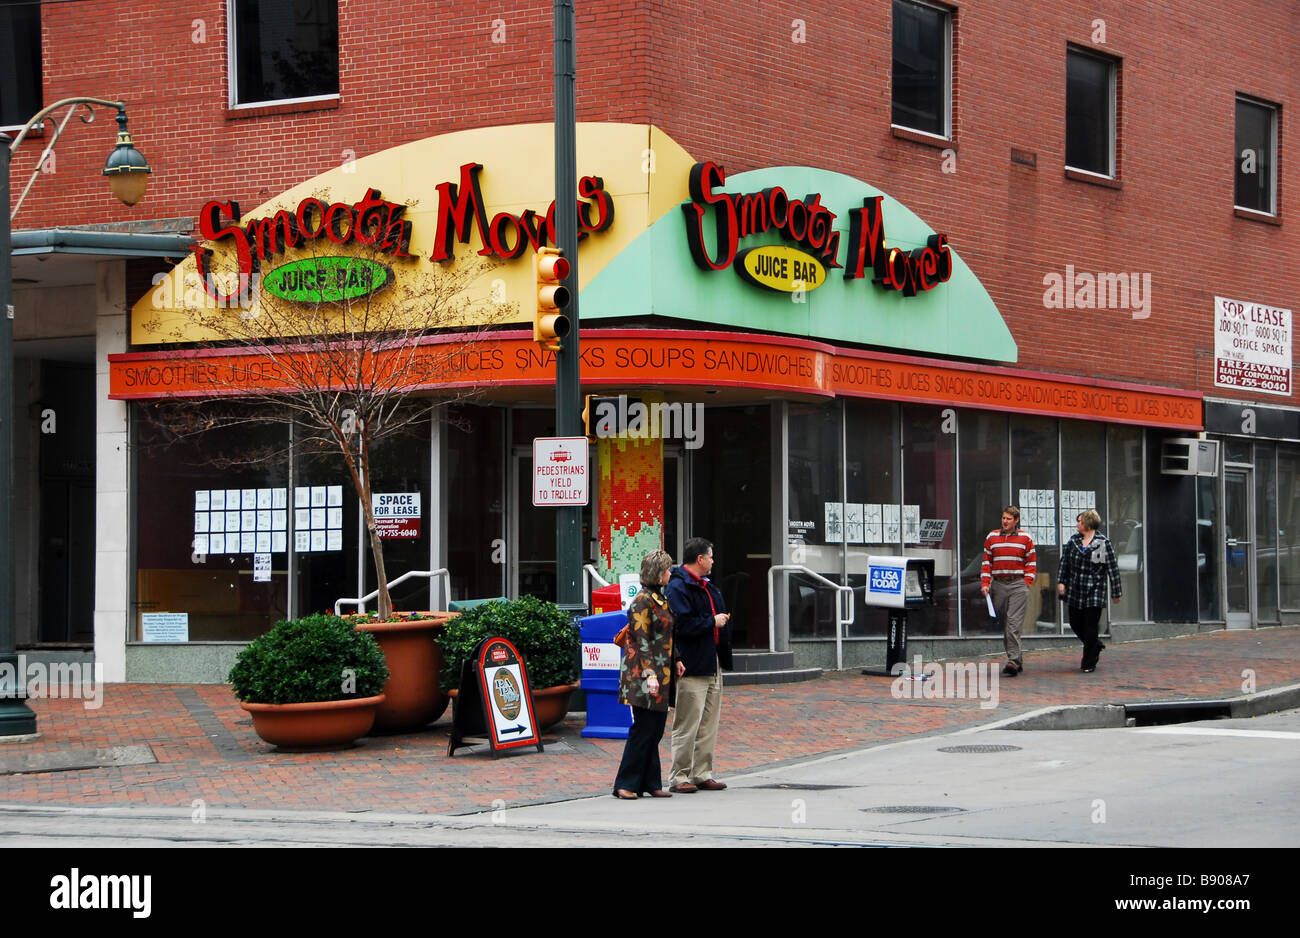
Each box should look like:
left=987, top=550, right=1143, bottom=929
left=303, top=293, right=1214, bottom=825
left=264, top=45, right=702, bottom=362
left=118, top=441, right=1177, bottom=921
left=981, top=506, right=1036, bottom=676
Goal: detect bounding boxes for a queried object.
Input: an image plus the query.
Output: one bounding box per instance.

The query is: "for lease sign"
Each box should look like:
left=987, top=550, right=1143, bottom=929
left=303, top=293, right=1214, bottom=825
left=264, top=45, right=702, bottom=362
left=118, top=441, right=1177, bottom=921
left=1214, top=296, right=1292, bottom=396
left=372, top=492, right=421, bottom=539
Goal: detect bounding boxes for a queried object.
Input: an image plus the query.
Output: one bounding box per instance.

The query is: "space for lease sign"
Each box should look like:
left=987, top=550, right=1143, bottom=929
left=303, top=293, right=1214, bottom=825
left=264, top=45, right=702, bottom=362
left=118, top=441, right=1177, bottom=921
left=533, top=437, right=589, bottom=506
left=372, top=492, right=421, bottom=539
left=1214, top=296, right=1292, bottom=396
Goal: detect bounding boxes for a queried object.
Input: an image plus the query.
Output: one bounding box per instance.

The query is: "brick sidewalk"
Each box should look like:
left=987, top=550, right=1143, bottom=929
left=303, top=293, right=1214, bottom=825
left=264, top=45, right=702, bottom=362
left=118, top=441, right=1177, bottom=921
left=2, top=626, right=1297, bottom=815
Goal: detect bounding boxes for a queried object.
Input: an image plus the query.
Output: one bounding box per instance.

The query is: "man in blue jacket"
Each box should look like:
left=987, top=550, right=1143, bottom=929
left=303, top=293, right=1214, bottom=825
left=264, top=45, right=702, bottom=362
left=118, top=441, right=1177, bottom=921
left=666, top=536, right=732, bottom=793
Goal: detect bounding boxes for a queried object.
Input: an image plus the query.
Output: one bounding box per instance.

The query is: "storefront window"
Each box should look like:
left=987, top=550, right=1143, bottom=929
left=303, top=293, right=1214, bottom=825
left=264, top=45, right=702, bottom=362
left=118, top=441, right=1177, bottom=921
left=1061, top=420, right=1109, bottom=624
left=133, top=407, right=289, bottom=641
left=1012, top=416, right=1061, bottom=633
left=362, top=417, right=433, bottom=610
left=446, top=406, right=506, bottom=602
left=293, top=440, right=362, bottom=618
left=1107, top=425, right=1145, bottom=621
left=1278, top=445, right=1300, bottom=610
left=1256, top=442, right=1278, bottom=622
left=511, top=408, right=559, bottom=601
left=901, top=404, right=956, bottom=635
left=693, top=406, right=772, bottom=649
left=787, top=402, right=844, bottom=639
left=958, top=411, right=1008, bottom=635
left=844, top=400, right=899, bottom=637
left=1197, top=475, right=1221, bottom=620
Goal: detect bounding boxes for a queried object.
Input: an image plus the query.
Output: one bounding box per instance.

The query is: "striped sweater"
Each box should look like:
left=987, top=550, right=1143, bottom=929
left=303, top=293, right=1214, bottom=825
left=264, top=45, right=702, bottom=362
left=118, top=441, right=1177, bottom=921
left=981, top=529, right=1037, bottom=586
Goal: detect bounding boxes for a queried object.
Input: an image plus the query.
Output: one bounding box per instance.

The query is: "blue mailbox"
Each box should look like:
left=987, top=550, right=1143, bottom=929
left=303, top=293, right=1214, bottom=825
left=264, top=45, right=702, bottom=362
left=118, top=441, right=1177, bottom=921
left=579, top=609, right=632, bottom=739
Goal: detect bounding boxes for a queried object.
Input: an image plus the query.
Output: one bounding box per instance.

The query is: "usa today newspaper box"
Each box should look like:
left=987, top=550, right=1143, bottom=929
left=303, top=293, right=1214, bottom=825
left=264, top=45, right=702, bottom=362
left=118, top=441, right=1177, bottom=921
left=863, top=556, right=935, bottom=676
left=579, top=610, right=633, bottom=738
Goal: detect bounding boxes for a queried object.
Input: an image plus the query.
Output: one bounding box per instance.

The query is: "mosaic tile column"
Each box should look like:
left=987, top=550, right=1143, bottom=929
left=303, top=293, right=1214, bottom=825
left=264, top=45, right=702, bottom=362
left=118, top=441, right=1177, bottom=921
left=597, top=402, right=664, bottom=584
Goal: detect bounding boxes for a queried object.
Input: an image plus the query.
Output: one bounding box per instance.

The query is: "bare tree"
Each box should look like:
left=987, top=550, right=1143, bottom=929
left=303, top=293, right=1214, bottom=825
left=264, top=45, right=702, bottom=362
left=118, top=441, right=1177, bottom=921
left=141, top=200, right=512, bottom=620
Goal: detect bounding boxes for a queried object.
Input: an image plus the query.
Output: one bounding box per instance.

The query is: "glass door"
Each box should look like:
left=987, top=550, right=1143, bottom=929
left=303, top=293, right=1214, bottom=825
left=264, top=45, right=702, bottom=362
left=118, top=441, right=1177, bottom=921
left=664, top=444, right=685, bottom=563
left=510, top=444, right=595, bottom=601
left=1224, top=467, right=1255, bottom=628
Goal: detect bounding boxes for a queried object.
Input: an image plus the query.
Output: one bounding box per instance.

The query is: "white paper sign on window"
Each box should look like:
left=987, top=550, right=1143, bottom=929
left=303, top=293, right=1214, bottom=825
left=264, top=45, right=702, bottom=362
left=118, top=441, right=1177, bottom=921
left=141, top=612, right=189, bottom=643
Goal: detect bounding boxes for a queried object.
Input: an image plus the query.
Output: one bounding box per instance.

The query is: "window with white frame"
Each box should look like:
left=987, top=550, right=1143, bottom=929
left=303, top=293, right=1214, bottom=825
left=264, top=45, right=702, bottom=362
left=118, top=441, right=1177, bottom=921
left=1065, top=46, right=1117, bottom=177
left=229, top=0, right=338, bottom=107
left=891, top=0, right=951, bottom=138
left=0, top=0, right=42, bottom=129
left=1235, top=96, right=1278, bottom=215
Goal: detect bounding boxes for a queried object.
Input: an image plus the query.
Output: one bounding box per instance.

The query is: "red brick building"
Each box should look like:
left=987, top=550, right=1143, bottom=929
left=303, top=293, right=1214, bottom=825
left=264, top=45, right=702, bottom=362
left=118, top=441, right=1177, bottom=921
left=5, top=0, right=1297, bottom=681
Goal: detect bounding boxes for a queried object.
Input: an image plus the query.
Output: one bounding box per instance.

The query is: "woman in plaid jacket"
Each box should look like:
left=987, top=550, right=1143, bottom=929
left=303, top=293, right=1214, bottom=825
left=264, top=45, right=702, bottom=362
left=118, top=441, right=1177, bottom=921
left=1057, top=509, right=1123, bottom=672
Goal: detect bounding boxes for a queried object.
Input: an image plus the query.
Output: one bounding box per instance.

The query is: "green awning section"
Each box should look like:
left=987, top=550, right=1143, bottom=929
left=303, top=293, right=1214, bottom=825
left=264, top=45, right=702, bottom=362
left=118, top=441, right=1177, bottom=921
left=581, top=165, right=1017, bottom=363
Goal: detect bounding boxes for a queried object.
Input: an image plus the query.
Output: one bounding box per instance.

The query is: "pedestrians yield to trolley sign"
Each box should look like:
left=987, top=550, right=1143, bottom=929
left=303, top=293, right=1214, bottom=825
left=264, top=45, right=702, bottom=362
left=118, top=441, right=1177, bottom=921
left=533, top=436, right=588, bottom=506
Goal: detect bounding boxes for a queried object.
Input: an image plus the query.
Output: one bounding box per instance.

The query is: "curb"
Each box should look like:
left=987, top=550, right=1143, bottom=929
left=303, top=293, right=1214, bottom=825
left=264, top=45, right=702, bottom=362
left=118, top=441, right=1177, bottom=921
left=990, top=680, right=1300, bottom=731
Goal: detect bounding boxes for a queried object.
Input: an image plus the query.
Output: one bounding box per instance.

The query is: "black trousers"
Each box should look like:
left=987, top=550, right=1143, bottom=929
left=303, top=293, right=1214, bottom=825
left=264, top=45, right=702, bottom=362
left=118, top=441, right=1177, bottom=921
left=613, top=706, right=669, bottom=794
left=1068, top=605, right=1105, bottom=668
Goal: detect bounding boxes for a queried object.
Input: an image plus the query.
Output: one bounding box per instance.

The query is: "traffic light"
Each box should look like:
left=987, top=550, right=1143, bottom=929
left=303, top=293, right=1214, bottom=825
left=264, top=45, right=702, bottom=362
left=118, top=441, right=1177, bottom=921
left=534, top=246, right=571, bottom=351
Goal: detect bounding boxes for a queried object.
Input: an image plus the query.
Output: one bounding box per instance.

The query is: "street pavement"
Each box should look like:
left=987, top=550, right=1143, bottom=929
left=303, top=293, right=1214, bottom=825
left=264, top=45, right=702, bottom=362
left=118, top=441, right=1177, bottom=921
left=1, top=626, right=1298, bottom=824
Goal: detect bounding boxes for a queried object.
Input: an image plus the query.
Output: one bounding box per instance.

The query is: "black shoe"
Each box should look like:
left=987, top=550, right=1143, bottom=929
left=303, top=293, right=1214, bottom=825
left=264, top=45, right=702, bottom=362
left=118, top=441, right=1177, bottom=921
left=1001, top=660, right=1021, bottom=677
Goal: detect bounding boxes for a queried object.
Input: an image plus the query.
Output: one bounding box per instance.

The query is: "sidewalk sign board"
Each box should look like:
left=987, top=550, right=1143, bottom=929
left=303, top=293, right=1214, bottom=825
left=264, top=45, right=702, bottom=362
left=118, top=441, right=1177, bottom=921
left=447, top=636, right=544, bottom=757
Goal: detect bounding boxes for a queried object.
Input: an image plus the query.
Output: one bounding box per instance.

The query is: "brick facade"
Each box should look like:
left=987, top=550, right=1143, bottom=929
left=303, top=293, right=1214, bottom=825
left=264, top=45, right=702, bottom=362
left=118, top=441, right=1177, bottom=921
left=9, top=0, right=1298, bottom=398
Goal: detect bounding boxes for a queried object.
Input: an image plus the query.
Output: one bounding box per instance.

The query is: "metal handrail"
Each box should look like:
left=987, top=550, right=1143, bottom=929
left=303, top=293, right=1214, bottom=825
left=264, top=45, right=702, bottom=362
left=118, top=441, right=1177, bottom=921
left=334, top=568, right=451, bottom=615
left=768, top=565, right=855, bottom=670
left=582, top=563, right=610, bottom=605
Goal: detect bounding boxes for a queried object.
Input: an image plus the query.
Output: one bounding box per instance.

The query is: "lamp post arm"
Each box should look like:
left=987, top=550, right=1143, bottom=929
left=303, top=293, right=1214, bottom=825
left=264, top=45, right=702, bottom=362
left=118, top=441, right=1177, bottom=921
left=8, top=98, right=127, bottom=221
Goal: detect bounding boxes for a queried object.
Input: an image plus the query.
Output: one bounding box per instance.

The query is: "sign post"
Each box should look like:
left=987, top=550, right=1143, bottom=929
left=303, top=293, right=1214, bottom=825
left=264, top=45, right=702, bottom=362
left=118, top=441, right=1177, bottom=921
left=553, top=0, right=585, bottom=624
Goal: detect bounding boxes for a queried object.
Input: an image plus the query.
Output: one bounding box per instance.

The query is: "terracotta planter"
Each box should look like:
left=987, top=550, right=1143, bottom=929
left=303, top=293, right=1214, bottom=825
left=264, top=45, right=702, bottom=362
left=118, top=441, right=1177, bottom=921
left=530, top=683, right=580, bottom=731
left=447, top=682, right=578, bottom=732
left=240, top=694, right=386, bottom=751
left=354, top=614, right=453, bottom=733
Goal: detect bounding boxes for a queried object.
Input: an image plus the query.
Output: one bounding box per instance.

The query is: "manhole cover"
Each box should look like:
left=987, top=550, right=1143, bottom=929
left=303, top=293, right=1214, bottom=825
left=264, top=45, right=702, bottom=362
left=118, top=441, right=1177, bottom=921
left=752, top=783, right=855, bottom=791
left=937, top=744, right=1022, bottom=753
left=861, top=805, right=965, bottom=814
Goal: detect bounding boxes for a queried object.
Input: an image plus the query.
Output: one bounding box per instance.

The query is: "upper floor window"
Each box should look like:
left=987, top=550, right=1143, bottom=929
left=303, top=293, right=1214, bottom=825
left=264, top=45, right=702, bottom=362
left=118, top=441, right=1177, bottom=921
left=0, top=0, right=42, bottom=129
left=891, top=0, right=951, bottom=138
left=1065, top=46, right=1117, bottom=177
left=229, top=0, right=338, bottom=107
left=1235, top=96, right=1277, bottom=215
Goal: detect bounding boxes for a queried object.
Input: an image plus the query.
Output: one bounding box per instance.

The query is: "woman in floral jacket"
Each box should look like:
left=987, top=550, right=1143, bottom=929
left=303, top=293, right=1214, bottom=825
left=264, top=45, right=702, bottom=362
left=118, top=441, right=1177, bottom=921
left=612, top=549, right=684, bottom=799
left=1057, top=509, right=1123, bottom=673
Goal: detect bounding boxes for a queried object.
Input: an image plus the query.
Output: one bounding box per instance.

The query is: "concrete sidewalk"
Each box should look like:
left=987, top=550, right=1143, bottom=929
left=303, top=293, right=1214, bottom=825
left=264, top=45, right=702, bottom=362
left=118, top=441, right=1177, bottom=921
left=2, top=626, right=1297, bottom=817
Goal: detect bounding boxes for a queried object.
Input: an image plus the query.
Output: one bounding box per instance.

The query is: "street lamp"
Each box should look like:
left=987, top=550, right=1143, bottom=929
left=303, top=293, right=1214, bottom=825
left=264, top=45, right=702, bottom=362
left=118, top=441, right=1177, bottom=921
left=1, top=98, right=152, bottom=738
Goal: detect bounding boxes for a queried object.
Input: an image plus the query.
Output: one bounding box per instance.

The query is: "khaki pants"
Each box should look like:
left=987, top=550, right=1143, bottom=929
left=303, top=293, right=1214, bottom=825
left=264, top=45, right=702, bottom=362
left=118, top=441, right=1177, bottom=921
left=990, top=578, right=1028, bottom=661
left=670, top=665, right=722, bottom=786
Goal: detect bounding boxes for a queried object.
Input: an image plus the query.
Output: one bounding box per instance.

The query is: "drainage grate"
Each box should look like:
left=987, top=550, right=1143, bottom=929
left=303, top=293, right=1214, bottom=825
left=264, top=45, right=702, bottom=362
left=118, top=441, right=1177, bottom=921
left=752, top=783, right=855, bottom=791
left=937, top=744, right=1022, bottom=754
left=1125, top=700, right=1233, bottom=726
left=861, top=805, right=965, bottom=815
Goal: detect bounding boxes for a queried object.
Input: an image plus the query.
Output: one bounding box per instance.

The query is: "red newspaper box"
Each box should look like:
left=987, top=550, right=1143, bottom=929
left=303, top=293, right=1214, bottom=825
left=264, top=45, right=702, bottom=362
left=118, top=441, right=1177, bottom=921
left=591, top=584, right=622, bottom=614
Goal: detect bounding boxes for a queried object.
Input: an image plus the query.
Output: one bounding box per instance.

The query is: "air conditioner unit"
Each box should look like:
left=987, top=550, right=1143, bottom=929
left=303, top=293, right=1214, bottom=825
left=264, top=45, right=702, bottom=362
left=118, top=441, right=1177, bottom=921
left=1160, top=438, right=1219, bottom=477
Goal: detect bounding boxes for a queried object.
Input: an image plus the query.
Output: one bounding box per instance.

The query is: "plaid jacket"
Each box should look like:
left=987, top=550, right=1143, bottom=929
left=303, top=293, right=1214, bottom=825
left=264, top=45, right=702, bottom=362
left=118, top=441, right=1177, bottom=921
left=1057, top=532, right=1123, bottom=608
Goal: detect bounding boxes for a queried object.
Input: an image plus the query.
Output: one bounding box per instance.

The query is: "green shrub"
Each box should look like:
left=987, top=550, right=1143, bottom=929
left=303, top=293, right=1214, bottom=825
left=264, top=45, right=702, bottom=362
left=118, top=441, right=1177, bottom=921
left=228, top=613, right=390, bottom=704
left=437, top=596, right=580, bottom=692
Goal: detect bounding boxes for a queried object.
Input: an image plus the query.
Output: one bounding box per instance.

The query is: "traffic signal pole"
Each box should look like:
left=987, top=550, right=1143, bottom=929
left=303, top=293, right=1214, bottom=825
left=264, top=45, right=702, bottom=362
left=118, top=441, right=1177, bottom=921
left=553, top=0, right=584, bottom=618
